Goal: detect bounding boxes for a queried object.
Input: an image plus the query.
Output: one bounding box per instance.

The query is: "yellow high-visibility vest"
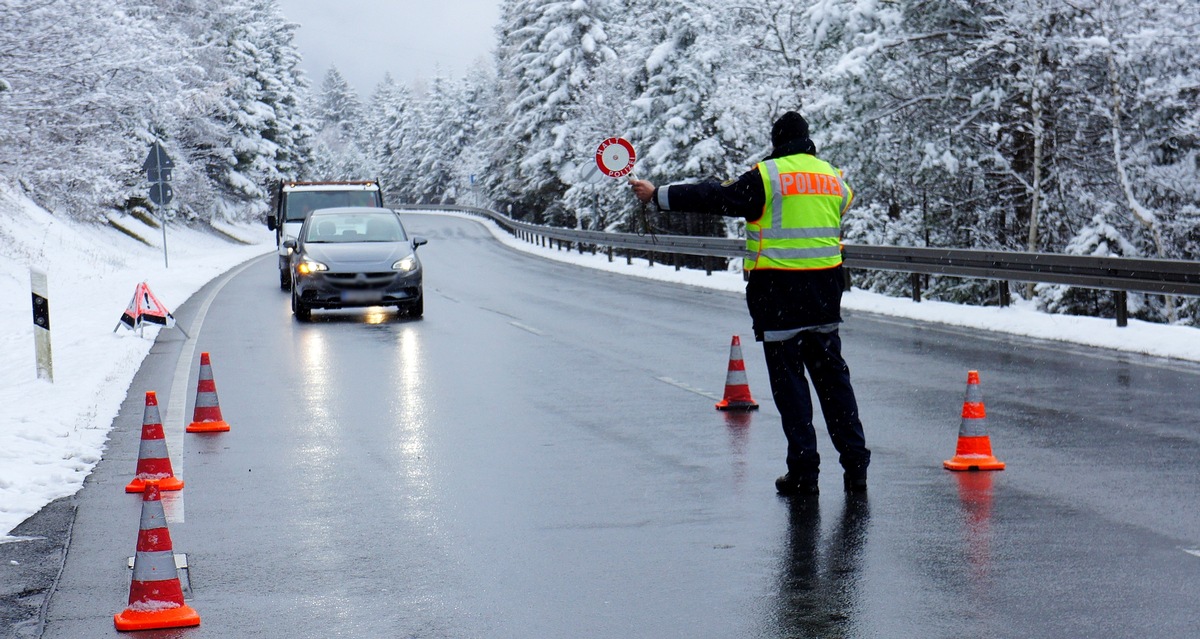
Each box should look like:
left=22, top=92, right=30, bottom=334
left=746, top=154, right=852, bottom=271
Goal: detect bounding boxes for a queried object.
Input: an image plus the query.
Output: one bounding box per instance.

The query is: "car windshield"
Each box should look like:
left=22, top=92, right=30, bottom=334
left=304, top=214, right=407, bottom=243
left=284, top=190, right=380, bottom=222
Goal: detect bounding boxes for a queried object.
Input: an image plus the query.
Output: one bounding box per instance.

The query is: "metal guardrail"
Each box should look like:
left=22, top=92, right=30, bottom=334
left=843, top=244, right=1200, bottom=297
left=401, top=204, right=1200, bottom=325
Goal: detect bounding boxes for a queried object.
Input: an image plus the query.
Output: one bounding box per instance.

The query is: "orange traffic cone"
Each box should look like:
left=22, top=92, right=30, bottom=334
left=114, top=480, right=200, bottom=631
left=944, top=371, right=1006, bottom=471
left=125, top=391, right=184, bottom=493
left=186, top=352, right=230, bottom=433
left=716, top=335, right=759, bottom=411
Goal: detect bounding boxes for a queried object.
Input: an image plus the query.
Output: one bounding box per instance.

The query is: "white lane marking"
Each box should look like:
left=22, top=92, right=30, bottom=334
left=1184, top=549, right=1200, bottom=559
left=509, top=321, right=546, bottom=336
left=656, top=376, right=722, bottom=401
left=164, top=254, right=268, bottom=523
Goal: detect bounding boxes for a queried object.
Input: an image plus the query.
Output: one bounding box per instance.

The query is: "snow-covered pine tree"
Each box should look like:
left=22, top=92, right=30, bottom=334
left=411, top=74, right=461, bottom=204
left=368, top=76, right=419, bottom=204
left=487, top=0, right=546, bottom=220
left=626, top=0, right=721, bottom=184
left=452, top=62, right=498, bottom=209
left=1054, top=0, right=1200, bottom=322
left=624, top=0, right=737, bottom=243
left=0, top=0, right=181, bottom=221
left=494, top=0, right=618, bottom=225
left=559, top=61, right=639, bottom=233
left=309, top=66, right=371, bottom=180
left=317, top=67, right=363, bottom=137
left=811, top=0, right=1067, bottom=303
left=200, top=0, right=313, bottom=221
left=257, top=4, right=314, bottom=187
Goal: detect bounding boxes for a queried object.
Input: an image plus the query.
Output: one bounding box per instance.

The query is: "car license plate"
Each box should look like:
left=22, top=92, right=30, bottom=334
left=341, top=290, right=382, bottom=303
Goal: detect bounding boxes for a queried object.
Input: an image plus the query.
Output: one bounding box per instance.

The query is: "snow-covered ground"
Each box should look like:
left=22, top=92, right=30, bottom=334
left=2, top=193, right=1197, bottom=540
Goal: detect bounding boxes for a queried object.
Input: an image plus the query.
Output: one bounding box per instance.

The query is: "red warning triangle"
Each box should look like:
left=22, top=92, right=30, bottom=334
left=117, top=282, right=176, bottom=332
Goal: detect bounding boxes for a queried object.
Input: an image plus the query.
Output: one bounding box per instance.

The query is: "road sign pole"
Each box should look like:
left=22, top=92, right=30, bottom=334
left=144, top=140, right=175, bottom=268
left=161, top=206, right=169, bottom=268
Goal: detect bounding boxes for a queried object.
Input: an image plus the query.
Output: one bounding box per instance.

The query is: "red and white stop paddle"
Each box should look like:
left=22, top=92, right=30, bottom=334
left=595, top=137, right=637, bottom=178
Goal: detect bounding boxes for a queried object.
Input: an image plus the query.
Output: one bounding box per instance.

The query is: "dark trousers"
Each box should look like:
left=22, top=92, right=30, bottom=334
left=763, top=329, right=870, bottom=481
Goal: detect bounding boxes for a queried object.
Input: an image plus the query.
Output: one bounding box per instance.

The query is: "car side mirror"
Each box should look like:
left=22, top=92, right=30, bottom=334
left=266, top=216, right=277, bottom=231
left=283, top=238, right=297, bottom=250
left=412, top=236, right=428, bottom=249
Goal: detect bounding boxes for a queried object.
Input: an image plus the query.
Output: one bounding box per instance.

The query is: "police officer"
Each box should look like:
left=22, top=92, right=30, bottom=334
left=629, top=111, right=869, bottom=496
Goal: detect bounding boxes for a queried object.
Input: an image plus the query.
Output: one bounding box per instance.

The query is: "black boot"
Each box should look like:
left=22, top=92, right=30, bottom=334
left=776, top=473, right=819, bottom=496
left=843, top=473, right=867, bottom=493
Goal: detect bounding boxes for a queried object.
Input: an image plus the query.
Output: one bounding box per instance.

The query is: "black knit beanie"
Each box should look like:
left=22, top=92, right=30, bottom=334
left=771, top=111, right=809, bottom=148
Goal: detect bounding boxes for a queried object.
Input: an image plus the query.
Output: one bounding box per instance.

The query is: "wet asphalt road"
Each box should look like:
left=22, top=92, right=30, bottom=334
left=7, top=212, right=1200, bottom=638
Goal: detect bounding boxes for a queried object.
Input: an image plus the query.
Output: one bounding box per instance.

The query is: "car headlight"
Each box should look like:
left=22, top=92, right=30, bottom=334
left=393, top=256, right=418, bottom=272
left=297, top=259, right=328, bottom=275
left=284, top=236, right=296, bottom=255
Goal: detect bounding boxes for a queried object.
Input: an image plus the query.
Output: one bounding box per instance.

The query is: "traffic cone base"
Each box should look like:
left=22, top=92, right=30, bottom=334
left=186, top=419, right=229, bottom=433
left=944, top=451, right=1007, bottom=471
left=114, top=604, right=201, bottom=632
left=125, top=476, right=184, bottom=493
left=716, top=335, right=758, bottom=411
left=187, top=352, right=231, bottom=433
left=716, top=398, right=760, bottom=411
left=944, top=370, right=1005, bottom=472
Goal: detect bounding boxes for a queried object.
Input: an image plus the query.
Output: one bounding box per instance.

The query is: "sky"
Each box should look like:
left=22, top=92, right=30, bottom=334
left=275, top=0, right=503, bottom=96
left=3, top=187, right=1200, bottom=540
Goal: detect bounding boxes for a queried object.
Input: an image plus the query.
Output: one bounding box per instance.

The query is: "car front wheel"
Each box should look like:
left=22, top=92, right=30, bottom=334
left=291, top=285, right=311, bottom=321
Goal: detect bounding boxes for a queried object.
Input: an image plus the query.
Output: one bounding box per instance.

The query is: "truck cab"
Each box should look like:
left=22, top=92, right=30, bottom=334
left=266, top=180, right=384, bottom=289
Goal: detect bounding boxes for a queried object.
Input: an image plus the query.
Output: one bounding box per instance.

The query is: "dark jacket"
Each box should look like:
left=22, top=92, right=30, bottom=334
left=651, top=138, right=847, bottom=339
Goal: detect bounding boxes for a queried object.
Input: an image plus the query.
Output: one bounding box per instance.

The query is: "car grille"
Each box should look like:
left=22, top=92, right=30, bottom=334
left=324, top=272, right=395, bottom=290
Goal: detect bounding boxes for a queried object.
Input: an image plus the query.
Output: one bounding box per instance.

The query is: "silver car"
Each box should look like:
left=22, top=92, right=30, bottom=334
left=284, top=207, right=427, bottom=321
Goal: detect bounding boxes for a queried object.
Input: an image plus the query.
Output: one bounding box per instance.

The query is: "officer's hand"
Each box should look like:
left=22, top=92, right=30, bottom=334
left=628, top=178, right=655, bottom=204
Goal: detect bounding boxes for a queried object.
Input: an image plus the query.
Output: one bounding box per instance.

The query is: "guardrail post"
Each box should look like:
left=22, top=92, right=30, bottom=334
left=911, top=272, right=922, bottom=303
left=674, top=253, right=681, bottom=271
left=1115, top=291, right=1128, bottom=327
left=704, top=257, right=712, bottom=276
left=607, top=246, right=613, bottom=263
left=998, top=281, right=1011, bottom=307
left=626, top=251, right=632, bottom=266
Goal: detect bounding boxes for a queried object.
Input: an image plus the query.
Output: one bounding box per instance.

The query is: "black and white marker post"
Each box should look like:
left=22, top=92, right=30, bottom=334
left=31, top=268, right=52, bottom=382
left=144, top=140, right=175, bottom=268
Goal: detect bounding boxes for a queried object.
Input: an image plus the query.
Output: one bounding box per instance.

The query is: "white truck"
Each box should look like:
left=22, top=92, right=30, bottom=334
left=265, top=180, right=384, bottom=289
